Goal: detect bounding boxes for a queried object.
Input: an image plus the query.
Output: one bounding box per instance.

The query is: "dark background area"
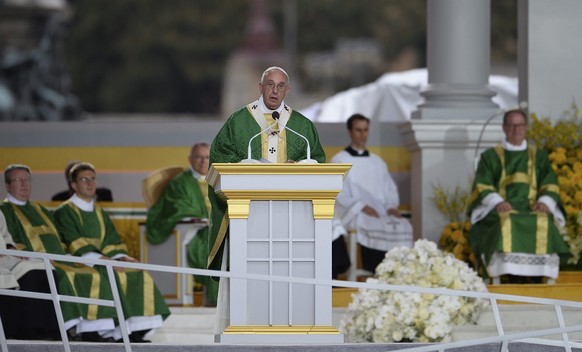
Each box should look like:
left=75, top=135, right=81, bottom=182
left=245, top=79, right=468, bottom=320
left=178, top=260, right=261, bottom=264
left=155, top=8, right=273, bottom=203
left=57, top=1, right=516, bottom=115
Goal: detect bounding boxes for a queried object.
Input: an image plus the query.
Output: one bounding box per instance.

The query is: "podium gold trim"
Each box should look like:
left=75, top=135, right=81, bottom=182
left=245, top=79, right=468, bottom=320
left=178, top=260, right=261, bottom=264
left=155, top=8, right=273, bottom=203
left=207, top=163, right=351, bottom=188
left=219, top=190, right=337, bottom=219
left=226, top=199, right=251, bottom=219
left=223, top=325, right=340, bottom=335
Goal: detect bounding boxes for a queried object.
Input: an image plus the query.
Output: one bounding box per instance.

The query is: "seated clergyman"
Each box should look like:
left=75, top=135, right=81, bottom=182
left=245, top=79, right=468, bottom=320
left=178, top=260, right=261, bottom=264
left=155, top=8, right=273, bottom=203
left=467, top=109, right=569, bottom=283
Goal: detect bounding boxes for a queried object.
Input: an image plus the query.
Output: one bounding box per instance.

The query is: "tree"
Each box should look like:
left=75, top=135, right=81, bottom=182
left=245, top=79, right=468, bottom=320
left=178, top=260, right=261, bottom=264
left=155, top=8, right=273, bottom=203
left=64, top=0, right=515, bottom=114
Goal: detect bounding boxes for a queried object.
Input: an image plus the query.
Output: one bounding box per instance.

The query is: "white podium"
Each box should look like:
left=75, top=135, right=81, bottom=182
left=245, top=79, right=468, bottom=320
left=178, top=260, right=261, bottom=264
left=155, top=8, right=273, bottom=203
left=207, top=163, right=351, bottom=344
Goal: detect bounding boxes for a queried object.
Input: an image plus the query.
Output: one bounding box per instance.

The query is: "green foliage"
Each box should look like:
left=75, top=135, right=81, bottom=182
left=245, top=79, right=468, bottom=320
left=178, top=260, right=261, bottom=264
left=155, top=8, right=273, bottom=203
left=65, top=0, right=250, bottom=113
left=64, top=0, right=516, bottom=114
left=431, top=184, right=470, bottom=224
left=528, top=102, right=582, bottom=151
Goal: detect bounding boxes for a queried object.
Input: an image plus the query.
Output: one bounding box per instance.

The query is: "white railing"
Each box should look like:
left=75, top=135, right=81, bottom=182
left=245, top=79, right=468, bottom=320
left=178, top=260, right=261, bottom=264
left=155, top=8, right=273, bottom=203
left=1, top=248, right=582, bottom=352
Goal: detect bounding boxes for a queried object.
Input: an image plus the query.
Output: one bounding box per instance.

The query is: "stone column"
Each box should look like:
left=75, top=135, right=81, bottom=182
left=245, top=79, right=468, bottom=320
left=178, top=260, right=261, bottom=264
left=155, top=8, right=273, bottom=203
left=404, top=0, right=501, bottom=243
left=415, top=0, right=498, bottom=118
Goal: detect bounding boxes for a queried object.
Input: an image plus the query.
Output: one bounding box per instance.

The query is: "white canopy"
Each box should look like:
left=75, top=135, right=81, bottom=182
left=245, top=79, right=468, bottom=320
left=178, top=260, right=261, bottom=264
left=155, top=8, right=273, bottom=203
left=300, top=68, right=518, bottom=122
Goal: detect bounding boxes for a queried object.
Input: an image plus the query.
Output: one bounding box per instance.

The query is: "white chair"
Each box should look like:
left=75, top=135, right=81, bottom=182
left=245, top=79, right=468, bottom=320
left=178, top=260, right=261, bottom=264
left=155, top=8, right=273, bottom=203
left=139, top=166, right=208, bottom=305
left=346, top=230, right=374, bottom=282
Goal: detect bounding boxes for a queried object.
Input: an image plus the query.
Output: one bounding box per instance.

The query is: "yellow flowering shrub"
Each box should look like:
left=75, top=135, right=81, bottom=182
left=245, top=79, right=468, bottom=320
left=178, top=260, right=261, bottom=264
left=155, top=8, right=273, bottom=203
left=529, top=103, right=582, bottom=265
left=431, top=185, right=476, bottom=267
left=438, top=220, right=475, bottom=266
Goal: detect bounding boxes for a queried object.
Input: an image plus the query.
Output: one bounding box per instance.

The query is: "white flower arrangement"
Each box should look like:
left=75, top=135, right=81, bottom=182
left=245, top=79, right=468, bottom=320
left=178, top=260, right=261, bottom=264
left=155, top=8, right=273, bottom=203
left=340, top=239, right=489, bottom=343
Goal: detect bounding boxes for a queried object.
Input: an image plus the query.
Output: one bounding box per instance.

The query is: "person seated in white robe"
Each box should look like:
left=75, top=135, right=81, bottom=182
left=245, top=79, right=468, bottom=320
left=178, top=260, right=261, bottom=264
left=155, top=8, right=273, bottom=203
left=331, top=113, right=414, bottom=274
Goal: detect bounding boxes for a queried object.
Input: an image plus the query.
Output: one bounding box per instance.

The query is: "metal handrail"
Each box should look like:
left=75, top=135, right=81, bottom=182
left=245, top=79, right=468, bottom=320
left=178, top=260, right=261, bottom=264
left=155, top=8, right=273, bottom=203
left=1, top=248, right=582, bottom=352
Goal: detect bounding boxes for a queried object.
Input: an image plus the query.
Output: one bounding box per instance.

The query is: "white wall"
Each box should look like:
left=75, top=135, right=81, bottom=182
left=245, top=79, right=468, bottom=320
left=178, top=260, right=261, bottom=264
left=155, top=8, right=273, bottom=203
left=518, top=0, right=582, bottom=119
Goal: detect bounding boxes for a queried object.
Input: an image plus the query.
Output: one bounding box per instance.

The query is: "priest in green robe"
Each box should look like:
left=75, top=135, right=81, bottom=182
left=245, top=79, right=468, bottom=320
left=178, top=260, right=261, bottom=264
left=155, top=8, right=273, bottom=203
left=145, top=142, right=218, bottom=305
left=0, top=210, right=63, bottom=340
left=1, top=164, right=117, bottom=342
left=467, top=109, right=569, bottom=282
left=207, top=66, right=326, bottom=275
left=53, top=162, right=170, bottom=342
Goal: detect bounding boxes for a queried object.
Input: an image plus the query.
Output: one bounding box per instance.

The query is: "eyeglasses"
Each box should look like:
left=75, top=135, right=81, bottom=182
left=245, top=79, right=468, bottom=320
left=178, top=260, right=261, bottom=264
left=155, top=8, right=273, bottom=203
left=504, top=123, right=527, bottom=129
left=10, top=178, right=32, bottom=184
left=264, top=81, right=287, bottom=91
left=76, top=177, right=96, bottom=184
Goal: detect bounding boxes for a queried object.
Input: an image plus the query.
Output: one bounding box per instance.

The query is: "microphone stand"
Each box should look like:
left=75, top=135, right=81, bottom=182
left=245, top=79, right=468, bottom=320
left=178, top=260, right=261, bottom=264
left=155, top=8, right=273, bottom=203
left=240, top=121, right=278, bottom=163
left=272, top=111, right=318, bottom=164
left=281, top=124, right=317, bottom=163
left=473, top=109, right=504, bottom=170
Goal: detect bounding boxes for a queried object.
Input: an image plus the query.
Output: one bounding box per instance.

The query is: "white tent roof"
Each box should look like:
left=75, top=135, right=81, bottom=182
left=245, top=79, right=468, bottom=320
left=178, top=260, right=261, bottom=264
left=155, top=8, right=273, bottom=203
left=300, top=68, right=518, bottom=122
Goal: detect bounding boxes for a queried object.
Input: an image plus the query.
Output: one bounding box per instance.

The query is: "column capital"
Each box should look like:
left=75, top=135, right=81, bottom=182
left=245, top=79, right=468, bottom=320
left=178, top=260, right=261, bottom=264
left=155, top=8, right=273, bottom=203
left=419, top=0, right=498, bottom=118
left=399, top=118, right=504, bottom=152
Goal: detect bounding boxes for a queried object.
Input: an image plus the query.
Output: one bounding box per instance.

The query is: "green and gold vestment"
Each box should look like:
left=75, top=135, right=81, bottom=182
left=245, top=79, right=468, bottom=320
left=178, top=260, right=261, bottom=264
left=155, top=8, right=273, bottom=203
left=0, top=201, right=117, bottom=322
left=467, top=145, right=569, bottom=269
left=54, top=201, right=170, bottom=320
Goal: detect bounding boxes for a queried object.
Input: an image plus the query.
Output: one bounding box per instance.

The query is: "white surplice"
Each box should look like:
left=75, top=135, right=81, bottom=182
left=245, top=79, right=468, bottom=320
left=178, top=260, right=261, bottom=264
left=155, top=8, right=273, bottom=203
left=332, top=148, right=413, bottom=251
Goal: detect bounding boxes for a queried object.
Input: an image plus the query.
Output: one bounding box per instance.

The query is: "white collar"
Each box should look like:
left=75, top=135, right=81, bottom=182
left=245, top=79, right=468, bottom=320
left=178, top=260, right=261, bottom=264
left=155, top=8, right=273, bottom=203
left=350, top=145, right=367, bottom=155
left=502, top=139, right=527, bottom=151
left=190, top=168, right=205, bottom=180
left=71, top=194, right=94, bottom=212
left=258, top=96, right=285, bottom=115
left=6, top=193, right=27, bottom=206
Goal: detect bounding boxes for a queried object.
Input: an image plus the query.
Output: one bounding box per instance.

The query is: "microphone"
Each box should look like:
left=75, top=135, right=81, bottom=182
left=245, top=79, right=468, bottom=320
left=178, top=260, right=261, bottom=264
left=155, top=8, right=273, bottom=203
left=241, top=117, right=279, bottom=163
left=272, top=111, right=318, bottom=164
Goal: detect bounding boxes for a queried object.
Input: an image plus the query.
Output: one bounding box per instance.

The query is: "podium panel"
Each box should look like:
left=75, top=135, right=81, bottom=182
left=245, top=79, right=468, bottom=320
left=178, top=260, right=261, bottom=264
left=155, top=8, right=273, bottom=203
left=243, top=200, right=316, bottom=325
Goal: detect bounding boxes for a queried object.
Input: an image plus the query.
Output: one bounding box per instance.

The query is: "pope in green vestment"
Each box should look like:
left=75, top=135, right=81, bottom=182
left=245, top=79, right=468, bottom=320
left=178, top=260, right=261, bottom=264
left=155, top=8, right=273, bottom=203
left=0, top=200, right=117, bottom=328
left=207, top=85, right=326, bottom=273
left=54, top=198, right=171, bottom=325
left=468, top=142, right=569, bottom=276
left=145, top=167, right=218, bottom=305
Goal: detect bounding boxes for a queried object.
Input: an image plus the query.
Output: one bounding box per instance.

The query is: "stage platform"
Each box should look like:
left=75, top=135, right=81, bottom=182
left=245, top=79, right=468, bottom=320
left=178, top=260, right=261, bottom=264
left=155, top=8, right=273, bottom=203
left=3, top=341, right=582, bottom=352
left=332, top=271, right=582, bottom=307
left=4, top=273, right=582, bottom=352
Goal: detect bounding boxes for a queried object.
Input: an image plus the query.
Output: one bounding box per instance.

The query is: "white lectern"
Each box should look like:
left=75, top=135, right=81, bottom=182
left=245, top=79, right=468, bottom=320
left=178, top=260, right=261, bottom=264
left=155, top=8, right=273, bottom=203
left=207, top=163, right=351, bottom=344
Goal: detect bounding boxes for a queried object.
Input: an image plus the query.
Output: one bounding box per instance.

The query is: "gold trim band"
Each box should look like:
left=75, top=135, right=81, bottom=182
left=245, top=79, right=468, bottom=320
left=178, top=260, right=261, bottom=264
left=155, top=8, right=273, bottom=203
left=217, top=190, right=342, bottom=200
left=227, top=199, right=251, bottom=219
left=223, top=325, right=340, bottom=335
left=207, top=163, right=352, bottom=188
left=217, top=194, right=337, bottom=219
left=312, top=199, right=336, bottom=219
left=210, top=163, right=352, bottom=175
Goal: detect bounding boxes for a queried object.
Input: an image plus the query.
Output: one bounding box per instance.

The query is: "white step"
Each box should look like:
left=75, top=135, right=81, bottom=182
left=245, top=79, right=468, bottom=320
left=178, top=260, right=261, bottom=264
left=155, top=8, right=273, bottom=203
left=452, top=304, right=582, bottom=341
left=149, top=305, right=582, bottom=344
left=149, top=307, right=348, bottom=344
left=148, top=307, right=216, bottom=344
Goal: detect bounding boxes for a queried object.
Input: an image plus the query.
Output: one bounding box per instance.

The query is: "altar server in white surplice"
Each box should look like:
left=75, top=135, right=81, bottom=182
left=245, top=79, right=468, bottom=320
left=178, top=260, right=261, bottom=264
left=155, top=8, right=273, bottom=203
left=332, top=113, right=414, bottom=274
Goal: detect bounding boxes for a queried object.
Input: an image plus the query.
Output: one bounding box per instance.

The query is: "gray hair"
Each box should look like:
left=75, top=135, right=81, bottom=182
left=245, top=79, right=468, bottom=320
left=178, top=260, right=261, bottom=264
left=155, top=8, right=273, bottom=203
left=4, top=164, right=31, bottom=184
left=260, top=66, right=289, bottom=84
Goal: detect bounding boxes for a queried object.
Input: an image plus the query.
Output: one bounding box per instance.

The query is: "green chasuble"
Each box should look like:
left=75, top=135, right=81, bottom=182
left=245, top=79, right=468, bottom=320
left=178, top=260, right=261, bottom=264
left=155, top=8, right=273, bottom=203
left=145, top=169, right=217, bottom=304
left=467, top=145, right=569, bottom=268
left=53, top=201, right=170, bottom=320
left=207, top=104, right=326, bottom=273
left=0, top=201, right=117, bottom=322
